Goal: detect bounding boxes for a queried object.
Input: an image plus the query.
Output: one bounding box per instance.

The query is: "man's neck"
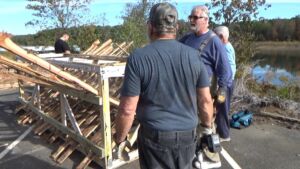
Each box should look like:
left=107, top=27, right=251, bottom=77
left=196, top=29, right=209, bottom=36
left=151, top=34, right=176, bottom=41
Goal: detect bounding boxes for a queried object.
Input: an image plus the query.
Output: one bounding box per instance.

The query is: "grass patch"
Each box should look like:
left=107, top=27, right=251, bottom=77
left=247, top=79, right=300, bottom=102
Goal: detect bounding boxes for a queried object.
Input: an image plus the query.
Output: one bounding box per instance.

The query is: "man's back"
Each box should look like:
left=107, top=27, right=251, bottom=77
left=54, top=38, right=70, bottom=53
left=121, top=39, right=209, bottom=131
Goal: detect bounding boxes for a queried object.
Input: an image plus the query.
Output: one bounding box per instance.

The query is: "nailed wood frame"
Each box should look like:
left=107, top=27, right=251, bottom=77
left=60, top=94, right=82, bottom=135
left=19, top=98, right=105, bottom=158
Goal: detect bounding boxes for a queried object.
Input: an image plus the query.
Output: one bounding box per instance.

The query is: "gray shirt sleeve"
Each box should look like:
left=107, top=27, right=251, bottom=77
left=120, top=54, right=141, bottom=96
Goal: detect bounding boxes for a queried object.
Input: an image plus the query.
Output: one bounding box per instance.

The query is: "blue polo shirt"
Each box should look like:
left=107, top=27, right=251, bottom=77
left=225, top=42, right=236, bottom=80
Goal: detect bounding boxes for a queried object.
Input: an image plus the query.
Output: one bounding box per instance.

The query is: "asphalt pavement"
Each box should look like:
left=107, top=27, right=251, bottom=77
left=0, top=88, right=299, bottom=169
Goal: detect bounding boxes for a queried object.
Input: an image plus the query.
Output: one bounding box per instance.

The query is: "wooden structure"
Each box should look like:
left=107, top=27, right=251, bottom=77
left=0, top=33, right=139, bottom=169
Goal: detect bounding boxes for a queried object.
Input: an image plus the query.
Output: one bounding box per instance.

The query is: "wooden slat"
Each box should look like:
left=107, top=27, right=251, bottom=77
left=90, top=39, right=112, bottom=55
left=82, top=40, right=100, bottom=55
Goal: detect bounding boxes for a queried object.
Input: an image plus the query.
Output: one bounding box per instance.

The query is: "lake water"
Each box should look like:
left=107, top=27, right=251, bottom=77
left=252, top=51, right=300, bottom=86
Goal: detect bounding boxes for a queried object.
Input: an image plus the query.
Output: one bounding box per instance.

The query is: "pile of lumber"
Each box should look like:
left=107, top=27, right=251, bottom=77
left=83, top=39, right=133, bottom=57
left=0, top=32, right=137, bottom=168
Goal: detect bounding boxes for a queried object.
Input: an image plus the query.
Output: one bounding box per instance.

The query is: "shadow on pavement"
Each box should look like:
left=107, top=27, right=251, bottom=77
left=0, top=154, right=66, bottom=169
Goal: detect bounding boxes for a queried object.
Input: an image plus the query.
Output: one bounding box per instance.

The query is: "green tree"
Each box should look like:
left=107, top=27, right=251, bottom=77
left=206, top=0, right=270, bottom=64
left=26, top=0, right=93, bottom=30
left=118, top=1, right=149, bottom=48
left=252, top=20, right=272, bottom=41
left=118, top=0, right=170, bottom=49
left=274, top=19, right=295, bottom=41
left=69, top=25, right=99, bottom=51
left=177, top=19, right=190, bottom=39
left=293, top=15, right=300, bottom=40
left=206, top=0, right=271, bottom=25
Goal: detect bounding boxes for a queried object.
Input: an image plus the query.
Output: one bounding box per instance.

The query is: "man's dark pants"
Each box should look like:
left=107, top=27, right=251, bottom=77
left=216, top=81, right=235, bottom=138
left=138, top=125, right=196, bottom=169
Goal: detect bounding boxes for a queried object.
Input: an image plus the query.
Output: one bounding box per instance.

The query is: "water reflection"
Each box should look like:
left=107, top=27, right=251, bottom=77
left=252, top=51, right=300, bottom=86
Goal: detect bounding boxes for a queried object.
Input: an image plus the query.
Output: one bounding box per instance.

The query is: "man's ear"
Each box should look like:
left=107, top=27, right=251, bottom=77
left=147, top=23, right=154, bottom=40
left=218, top=34, right=225, bottom=42
left=148, top=23, right=155, bottom=35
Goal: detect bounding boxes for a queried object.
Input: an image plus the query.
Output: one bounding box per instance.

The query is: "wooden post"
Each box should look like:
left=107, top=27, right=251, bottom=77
left=101, top=77, right=112, bottom=168
left=36, top=84, right=41, bottom=110
left=31, top=84, right=41, bottom=110
left=60, top=93, right=67, bottom=126
left=17, top=79, right=24, bottom=99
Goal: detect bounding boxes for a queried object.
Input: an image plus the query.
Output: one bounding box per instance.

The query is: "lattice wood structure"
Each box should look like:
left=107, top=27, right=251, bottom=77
left=0, top=33, right=139, bottom=169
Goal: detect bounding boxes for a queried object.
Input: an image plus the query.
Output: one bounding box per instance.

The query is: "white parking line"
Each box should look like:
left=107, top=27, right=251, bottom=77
left=221, top=147, right=242, bottom=169
left=0, top=126, right=34, bottom=160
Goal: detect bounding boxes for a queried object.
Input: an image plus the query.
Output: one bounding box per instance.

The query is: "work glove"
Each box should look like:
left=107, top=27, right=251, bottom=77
left=216, top=87, right=227, bottom=103
left=112, top=135, right=130, bottom=161
left=198, top=124, right=213, bottom=138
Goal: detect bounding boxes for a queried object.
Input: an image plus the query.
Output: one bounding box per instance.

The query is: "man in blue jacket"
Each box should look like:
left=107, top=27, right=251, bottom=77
left=180, top=5, right=232, bottom=142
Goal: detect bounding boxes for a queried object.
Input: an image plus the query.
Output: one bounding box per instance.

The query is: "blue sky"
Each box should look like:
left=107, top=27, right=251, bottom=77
left=1, top=0, right=300, bottom=35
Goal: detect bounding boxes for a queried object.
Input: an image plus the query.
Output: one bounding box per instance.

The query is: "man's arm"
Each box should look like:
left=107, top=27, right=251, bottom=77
left=63, top=42, right=71, bottom=54
left=64, top=50, right=71, bottom=54
left=114, top=96, right=139, bottom=144
left=214, top=39, right=232, bottom=88
left=197, top=87, right=213, bottom=128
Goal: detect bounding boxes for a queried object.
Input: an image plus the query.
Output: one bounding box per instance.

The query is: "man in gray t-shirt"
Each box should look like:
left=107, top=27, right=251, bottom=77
left=114, top=3, right=214, bottom=169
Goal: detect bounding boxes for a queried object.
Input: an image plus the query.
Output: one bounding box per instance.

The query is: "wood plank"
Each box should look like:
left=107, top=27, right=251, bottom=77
left=76, top=131, right=103, bottom=169
left=76, top=152, right=94, bottom=169
left=51, top=111, right=98, bottom=160
left=56, top=121, right=100, bottom=163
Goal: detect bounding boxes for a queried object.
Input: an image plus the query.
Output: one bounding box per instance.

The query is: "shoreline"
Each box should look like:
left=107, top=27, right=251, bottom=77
left=254, top=41, right=300, bottom=53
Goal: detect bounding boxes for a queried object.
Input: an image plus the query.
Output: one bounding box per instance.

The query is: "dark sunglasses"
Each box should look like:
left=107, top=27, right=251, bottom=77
left=188, top=15, right=206, bottom=20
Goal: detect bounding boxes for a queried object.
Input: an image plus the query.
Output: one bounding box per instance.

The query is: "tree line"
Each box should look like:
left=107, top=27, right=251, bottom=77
left=13, top=16, right=300, bottom=48
left=252, top=16, right=300, bottom=41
